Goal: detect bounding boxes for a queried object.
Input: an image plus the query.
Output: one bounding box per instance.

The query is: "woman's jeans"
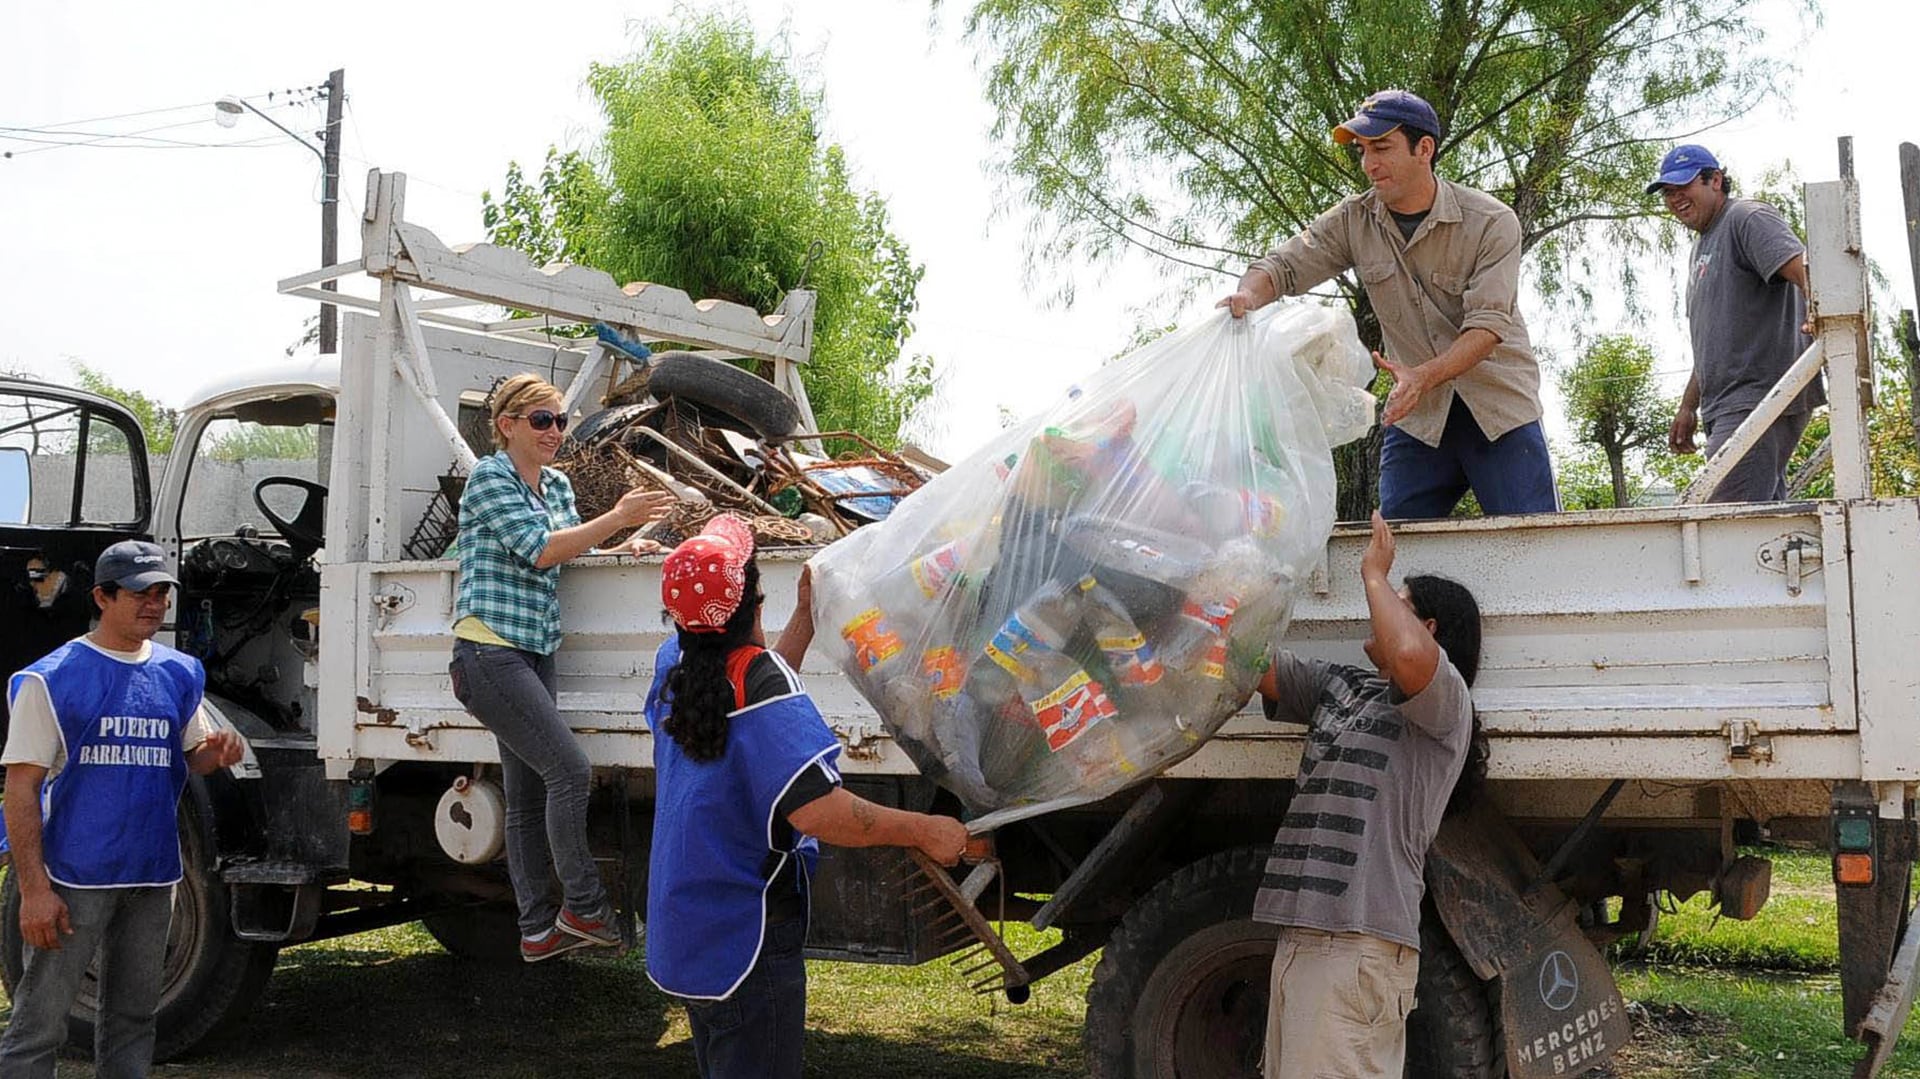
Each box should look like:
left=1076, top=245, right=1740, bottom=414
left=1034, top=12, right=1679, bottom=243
left=681, top=917, right=808, bottom=1079
left=450, top=639, right=609, bottom=938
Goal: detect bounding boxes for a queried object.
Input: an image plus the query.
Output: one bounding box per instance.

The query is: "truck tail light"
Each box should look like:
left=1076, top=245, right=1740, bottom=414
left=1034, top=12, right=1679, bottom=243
left=1833, top=805, right=1877, bottom=887
left=1835, top=852, right=1875, bottom=886
left=348, top=778, right=376, bottom=835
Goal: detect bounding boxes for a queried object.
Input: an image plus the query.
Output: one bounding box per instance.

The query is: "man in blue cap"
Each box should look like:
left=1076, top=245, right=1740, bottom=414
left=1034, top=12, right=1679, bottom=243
left=1, top=539, right=246, bottom=1076
left=1221, top=89, right=1555, bottom=520
left=1649, top=144, right=1820, bottom=501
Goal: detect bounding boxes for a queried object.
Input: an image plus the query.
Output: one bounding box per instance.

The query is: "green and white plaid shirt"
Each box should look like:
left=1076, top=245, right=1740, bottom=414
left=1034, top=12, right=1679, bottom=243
left=453, top=451, right=582, bottom=655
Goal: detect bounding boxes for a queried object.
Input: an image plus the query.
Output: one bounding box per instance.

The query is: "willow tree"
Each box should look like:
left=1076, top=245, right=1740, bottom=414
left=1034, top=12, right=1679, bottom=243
left=963, top=0, right=1805, bottom=516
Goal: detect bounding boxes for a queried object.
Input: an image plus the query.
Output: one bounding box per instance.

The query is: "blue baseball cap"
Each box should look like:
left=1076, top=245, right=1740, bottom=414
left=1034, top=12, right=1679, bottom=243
left=1333, top=90, right=1442, bottom=145
left=1645, top=144, right=1721, bottom=194
left=95, top=539, right=177, bottom=591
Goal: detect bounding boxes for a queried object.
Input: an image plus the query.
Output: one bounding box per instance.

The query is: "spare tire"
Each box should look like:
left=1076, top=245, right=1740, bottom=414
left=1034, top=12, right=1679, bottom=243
left=647, top=351, right=799, bottom=439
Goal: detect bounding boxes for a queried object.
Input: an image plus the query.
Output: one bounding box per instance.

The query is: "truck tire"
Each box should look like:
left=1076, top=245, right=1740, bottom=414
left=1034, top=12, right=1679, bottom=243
left=421, top=902, right=523, bottom=964
left=1083, top=846, right=1276, bottom=1079
left=647, top=350, right=799, bottom=439
left=1084, top=847, right=1508, bottom=1079
left=0, top=798, right=278, bottom=1062
left=1404, top=899, right=1505, bottom=1078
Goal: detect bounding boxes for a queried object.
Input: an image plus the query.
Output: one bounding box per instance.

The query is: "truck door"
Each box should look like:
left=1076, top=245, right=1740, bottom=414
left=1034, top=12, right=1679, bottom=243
left=0, top=379, right=151, bottom=734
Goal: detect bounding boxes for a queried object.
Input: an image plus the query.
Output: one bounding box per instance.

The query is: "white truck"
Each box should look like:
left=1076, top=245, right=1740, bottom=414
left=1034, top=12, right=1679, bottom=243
left=2, top=157, right=1917, bottom=1078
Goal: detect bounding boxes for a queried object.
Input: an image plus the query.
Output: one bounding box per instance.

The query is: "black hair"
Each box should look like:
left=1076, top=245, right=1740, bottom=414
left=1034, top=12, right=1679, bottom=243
left=662, top=560, right=763, bottom=763
left=1706, top=168, right=1734, bottom=196
left=96, top=581, right=122, bottom=598
left=1401, top=126, right=1440, bottom=166
left=1405, top=574, right=1486, bottom=818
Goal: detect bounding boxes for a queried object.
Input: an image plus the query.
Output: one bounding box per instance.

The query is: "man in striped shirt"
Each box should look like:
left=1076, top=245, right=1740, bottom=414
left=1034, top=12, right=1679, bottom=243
left=1255, top=511, right=1484, bottom=1077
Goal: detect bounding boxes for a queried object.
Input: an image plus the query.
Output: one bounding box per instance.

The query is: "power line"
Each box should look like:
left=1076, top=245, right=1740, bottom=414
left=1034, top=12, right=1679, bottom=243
left=1, top=97, right=307, bottom=158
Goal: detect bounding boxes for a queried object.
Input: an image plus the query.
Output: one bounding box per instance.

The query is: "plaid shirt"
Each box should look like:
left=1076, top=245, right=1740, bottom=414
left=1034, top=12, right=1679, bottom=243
left=453, top=451, right=582, bottom=655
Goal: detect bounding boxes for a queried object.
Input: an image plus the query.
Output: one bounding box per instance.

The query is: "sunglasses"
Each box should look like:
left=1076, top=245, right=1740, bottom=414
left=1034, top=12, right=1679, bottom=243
left=508, top=409, right=569, bottom=433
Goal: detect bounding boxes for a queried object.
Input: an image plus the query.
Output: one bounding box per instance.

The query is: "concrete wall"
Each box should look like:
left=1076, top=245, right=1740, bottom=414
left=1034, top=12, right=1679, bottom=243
left=26, top=454, right=320, bottom=537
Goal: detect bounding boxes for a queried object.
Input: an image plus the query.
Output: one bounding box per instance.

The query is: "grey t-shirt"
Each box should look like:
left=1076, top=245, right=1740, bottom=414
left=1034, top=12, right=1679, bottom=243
left=1252, top=653, right=1472, bottom=949
left=1687, top=198, right=1823, bottom=429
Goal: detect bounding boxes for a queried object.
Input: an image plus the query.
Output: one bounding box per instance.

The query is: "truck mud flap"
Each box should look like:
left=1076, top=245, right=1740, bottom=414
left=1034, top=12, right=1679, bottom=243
left=1852, top=892, right=1920, bottom=1078
left=1426, top=802, right=1630, bottom=1078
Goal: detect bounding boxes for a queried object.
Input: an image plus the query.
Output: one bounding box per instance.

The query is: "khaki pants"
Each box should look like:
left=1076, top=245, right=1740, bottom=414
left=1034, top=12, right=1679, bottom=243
left=1264, top=927, right=1419, bottom=1078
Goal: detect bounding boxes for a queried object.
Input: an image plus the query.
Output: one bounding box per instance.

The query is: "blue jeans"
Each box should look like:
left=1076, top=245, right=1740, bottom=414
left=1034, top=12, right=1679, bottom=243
left=0, top=883, right=172, bottom=1078
left=1379, top=396, right=1558, bottom=519
left=450, top=639, right=609, bottom=938
left=681, top=917, right=808, bottom=1079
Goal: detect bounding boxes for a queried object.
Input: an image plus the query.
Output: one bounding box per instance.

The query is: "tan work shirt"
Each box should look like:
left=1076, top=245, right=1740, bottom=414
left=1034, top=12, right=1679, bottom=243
left=1250, top=179, right=1542, bottom=447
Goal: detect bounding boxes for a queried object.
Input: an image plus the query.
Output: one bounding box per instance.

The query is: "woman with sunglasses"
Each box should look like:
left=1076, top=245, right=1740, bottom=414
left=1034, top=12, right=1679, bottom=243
left=450, top=373, right=675, bottom=962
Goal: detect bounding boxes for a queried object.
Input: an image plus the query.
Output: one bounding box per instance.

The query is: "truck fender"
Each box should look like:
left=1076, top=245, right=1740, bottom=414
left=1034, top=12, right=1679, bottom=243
left=1425, top=802, right=1632, bottom=1079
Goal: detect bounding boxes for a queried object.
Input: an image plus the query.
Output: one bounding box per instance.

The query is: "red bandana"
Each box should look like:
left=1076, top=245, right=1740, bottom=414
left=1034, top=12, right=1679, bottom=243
left=662, top=514, right=755, bottom=632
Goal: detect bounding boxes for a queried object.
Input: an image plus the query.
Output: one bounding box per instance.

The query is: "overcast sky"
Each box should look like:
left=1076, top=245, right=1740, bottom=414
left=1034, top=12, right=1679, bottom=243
left=3, top=1, right=1916, bottom=462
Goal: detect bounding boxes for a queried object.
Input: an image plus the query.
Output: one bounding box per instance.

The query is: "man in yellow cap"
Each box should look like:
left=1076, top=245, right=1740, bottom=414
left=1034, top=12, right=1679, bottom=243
left=1220, top=89, right=1555, bottom=520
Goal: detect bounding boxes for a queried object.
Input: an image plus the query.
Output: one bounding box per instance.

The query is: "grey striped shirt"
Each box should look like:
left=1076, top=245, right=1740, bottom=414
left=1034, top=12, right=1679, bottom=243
left=1252, top=654, right=1472, bottom=949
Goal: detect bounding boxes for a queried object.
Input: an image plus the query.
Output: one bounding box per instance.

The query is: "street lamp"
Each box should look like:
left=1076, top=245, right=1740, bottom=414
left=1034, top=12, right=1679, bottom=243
left=215, top=71, right=345, bottom=355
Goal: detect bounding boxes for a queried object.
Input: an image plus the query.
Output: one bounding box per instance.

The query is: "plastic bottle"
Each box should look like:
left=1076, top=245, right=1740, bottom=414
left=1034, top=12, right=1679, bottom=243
left=1084, top=581, right=1172, bottom=713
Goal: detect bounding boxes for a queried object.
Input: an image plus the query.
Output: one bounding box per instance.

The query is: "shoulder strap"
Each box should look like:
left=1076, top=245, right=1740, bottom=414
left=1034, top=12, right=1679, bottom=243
left=724, top=646, right=767, bottom=711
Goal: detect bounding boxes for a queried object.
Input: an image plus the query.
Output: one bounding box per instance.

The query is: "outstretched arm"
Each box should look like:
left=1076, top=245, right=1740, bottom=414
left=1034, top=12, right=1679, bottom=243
left=1361, top=511, right=1441, bottom=697
left=786, top=788, right=981, bottom=867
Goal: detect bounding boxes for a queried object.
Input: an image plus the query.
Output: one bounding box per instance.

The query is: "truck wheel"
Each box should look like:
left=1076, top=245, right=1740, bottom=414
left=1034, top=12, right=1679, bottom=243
left=0, top=799, right=278, bottom=1062
left=1083, top=847, right=1507, bottom=1079
left=1404, top=899, right=1504, bottom=1077
left=647, top=350, right=799, bottom=439
left=1083, top=846, right=1276, bottom=1079
left=421, top=902, right=523, bottom=964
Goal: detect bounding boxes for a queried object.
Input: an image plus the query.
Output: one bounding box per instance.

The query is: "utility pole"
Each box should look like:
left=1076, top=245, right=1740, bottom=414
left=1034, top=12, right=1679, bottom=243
left=320, top=68, right=345, bottom=356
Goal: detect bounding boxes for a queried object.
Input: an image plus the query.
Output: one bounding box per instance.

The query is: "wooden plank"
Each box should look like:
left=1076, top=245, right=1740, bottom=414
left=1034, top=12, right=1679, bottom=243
left=1678, top=340, right=1825, bottom=503
left=1806, top=177, right=1873, bottom=498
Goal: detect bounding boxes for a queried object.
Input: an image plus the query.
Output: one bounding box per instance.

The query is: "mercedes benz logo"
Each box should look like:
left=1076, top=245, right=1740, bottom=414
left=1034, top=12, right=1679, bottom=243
left=1538, top=950, right=1579, bottom=1012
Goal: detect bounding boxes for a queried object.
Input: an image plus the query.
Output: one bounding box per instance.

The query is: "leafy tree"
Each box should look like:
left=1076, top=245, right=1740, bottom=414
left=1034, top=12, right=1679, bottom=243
left=1787, top=308, right=1919, bottom=498
left=482, top=14, right=934, bottom=447
left=206, top=425, right=319, bottom=464
left=70, top=362, right=176, bottom=455
left=1559, top=334, right=1671, bottom=506
left=961, top=0, right=1803, bottom=516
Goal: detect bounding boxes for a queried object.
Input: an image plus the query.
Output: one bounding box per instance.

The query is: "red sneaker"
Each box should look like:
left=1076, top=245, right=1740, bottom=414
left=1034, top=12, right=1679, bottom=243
left=555, top=906, right=622, bottom=948
left=521, top=927, right=594, bottom=963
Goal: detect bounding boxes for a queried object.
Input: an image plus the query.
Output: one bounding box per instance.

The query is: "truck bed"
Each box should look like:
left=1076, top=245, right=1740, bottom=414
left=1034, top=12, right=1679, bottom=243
left=322, top=497, right=1920, bottom=787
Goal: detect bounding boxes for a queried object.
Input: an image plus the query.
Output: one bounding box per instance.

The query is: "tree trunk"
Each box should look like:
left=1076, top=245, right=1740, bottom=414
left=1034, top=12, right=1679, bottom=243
left=1607, top=447, right=1629, bottom=508
left=1334, top=288, right=1386, bottom=522
left=1335, top=433, right=1382, bottom=523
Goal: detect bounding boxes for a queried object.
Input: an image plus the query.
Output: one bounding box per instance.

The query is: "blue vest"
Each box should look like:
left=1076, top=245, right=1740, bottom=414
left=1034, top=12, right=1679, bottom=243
left=4, top=640, right=202, bottom=887
left=643, top=638, right=841, bottom=1000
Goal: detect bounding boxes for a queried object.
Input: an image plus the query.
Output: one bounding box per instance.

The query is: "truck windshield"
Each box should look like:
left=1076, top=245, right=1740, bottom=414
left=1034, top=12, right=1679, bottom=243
left=180, top=417, right=325, bottom=539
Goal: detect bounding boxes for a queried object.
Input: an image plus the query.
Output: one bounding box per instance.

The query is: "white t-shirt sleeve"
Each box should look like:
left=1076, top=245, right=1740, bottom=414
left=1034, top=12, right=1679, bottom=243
left=2, top=675, right=66, bottom=774
left=178, top=701, right=215, bottom=752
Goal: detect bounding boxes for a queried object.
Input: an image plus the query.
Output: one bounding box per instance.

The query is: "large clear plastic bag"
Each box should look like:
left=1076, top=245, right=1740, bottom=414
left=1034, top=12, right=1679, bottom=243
left=811, top=303, right=1375, bottom=830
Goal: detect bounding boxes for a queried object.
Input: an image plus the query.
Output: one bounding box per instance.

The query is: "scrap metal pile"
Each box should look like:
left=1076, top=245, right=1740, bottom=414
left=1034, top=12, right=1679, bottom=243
left=554, top=350, right=931, bottom=549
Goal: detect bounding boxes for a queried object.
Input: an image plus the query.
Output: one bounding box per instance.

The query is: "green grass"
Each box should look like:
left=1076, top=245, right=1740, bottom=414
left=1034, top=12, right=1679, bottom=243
left=2, top=922, right=1096, bottom=1078
left=6, top=848, right=1920, bottom=1076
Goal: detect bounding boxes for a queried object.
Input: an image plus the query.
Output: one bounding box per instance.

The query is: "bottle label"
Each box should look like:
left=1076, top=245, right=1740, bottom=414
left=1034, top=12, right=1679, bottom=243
left=1031, top=670, right=1117, bottom=751
left=1180, top=597, right=1241, bottom=680
left=985, top=613, right=1048, bottom=681
left=1096, top=632, right=1165, bottom=687
left=841, top=609, right=903, bottom=674
left=922, top=646, right=964, bottom=700
left=909, top=541, right=965, bottom=599
left=1242, top=492, right=1285, bottom=536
